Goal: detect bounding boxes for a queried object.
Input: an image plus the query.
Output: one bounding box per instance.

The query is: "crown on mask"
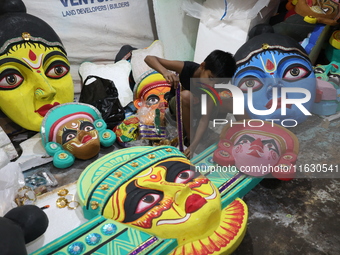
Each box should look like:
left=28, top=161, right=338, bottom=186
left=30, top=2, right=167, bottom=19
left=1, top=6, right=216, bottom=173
left=77, top=146, right=186, bottom=220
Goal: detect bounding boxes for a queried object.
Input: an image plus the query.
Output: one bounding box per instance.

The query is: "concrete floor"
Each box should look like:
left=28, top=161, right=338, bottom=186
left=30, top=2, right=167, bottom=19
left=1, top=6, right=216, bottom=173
left=233, top=115, right=340, bottom=255
left=23, top=114, right=340, bottom=255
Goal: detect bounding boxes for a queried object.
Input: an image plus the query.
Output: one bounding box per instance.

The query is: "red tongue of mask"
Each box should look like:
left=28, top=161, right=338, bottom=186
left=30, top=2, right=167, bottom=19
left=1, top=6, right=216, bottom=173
left=185, top=194, right=207, bottom=214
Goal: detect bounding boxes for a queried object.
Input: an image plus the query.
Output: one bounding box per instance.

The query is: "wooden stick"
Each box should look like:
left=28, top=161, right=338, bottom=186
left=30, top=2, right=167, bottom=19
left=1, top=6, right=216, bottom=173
left=176, top=83, right=184, bottom=152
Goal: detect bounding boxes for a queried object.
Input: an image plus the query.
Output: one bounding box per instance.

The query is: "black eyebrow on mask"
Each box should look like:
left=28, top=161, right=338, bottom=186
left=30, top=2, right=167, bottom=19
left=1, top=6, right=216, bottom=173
left=123, top=180, right=163, bottom=223
left=277, top=55, right=309, bottom=67
left=146, top=94, right=159, bottom=99
left=262, top=139, right=280, bottom=155
left=43, top=51, right=68, bottom=64
left=61, top=128, right=77, bottom=144
left=234, top=134, right=255, bottom=145
left=0, top=58, right=32, bottom=71
left=79, top=120, right=94, bottom=130
left=156, top=161, right=195, bottom=182
left=234, top=66, right=264, bottom=78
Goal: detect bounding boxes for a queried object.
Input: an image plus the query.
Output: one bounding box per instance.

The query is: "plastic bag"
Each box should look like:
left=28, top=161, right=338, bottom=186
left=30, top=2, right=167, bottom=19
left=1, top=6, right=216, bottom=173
left=182, top=0, right=271, bottom=23
left=0, top=162, right=25, bottom=216
left=79, top=75, right=125, bottom=129
left=137, top=107, right=166, bottom=140
left=113, top=115, right=140, bottom=146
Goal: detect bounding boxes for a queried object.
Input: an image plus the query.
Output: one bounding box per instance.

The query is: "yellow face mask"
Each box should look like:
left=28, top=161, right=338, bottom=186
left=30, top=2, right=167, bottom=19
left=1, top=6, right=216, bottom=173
left=0, top=42, right=74, bottom=131
left=103, top=157, right=221, bottom=244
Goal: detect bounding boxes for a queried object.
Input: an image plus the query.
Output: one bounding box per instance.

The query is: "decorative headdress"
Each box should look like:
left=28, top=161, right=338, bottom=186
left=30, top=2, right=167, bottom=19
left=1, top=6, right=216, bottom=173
left=77, top=146, right=185, bottom=220
left=234, top=33, right=309, bottom=67
left=0, top=0, right=65, bottom=55
left=133, top=71, right=171, bottom=100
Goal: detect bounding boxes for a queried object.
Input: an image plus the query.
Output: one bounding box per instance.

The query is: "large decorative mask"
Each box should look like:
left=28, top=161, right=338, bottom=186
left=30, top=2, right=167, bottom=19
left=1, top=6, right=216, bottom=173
left=78, top=146, right=248, bottom=254
left=233, top=33, right=316, bottom=125
left=294, top=0, right=340, bottom=26
left=312, top=61, right=340, bottom=115
left=213, top=120, right=299, bottom=180
left=133, top=71, right=171, bottom=140
left=40, top=103, right=116, bottom=168
left=0, top=0, right=74, bottom=132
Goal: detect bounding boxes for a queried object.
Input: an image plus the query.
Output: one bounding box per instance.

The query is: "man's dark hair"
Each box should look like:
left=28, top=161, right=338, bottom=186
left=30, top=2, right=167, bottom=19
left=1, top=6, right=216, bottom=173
left=204, top=50, right=236, bottom=78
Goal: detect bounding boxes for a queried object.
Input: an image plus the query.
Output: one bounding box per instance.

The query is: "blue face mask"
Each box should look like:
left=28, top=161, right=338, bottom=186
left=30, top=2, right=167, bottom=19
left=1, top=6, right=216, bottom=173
left=233, top=50, right=316, bottom=125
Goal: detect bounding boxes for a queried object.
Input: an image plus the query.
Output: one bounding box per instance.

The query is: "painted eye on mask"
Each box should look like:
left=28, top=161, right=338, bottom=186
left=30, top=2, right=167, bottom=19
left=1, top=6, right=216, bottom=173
left=283, top=65, right=310, bottom=81
left=328, top=73, right=340, bottom=85
left=175, top=170, right=196, bottom=184
left=262, top=139, right=280, bottom=154
left=122, top=181, right=164, bottom=223
left=0, top=69, right=24, bottom=90
left=61, top=129, right=77, bottom=144
left=80, top=121, right=95, bottom=132
left=161, top=161, right=201, bottom=184
left=65, top=133, right=76, bottom=142
left=234, top=135, right=255, bottom=146
left=235, top=139, right=251, bottom=145
left=146, top=95, right=160, bottom=106
left=238, top=76, right=263, bottom=92
left=135, top=193, right=162, bottom=214
left=164, top=92, right=171, bottom=101
left=45, top=61, right=70, bottom=79
left=314, top=67, right=324, bottom=74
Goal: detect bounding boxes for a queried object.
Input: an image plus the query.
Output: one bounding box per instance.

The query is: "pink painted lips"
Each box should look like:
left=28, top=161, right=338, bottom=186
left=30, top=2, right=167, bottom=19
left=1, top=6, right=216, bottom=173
left=35, top=102, right=60, bottom=117
left=81, top=135, right=93, bottom=144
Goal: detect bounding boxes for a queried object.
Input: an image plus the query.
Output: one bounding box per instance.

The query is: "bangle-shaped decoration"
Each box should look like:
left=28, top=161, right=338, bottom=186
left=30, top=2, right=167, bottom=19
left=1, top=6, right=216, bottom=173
left=15, top=186, right=37, bottom=206
left=56, top=188, right=79, bottom=210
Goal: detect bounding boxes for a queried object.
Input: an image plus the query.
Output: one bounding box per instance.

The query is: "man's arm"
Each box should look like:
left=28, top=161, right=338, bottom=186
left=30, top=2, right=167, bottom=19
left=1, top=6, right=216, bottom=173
left=144, top=55, right=184, bottom=88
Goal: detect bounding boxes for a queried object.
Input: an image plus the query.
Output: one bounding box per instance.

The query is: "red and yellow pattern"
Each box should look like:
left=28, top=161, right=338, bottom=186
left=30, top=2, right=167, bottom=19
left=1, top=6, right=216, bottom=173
left=170, top=198, right=247, bottom=255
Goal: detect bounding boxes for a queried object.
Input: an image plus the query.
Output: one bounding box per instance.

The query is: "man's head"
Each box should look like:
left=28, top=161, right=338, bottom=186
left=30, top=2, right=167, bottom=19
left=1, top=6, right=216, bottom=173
left=201, top=50, right=236, bottom=79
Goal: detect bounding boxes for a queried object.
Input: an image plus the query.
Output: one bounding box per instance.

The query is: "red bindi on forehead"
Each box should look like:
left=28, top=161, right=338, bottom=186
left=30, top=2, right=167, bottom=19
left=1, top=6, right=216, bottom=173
left=29, top=50, right=37, bottom=61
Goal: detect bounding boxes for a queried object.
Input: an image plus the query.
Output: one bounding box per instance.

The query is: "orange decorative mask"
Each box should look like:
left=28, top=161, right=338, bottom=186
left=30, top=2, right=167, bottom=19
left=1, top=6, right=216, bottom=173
left=133, top=72, right=171, bottom=126
left=294, top=0, right=340, bottom=25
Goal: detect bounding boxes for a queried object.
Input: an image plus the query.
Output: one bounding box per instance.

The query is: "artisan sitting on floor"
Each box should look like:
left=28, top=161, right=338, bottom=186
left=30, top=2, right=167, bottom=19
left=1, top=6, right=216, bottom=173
left=145, top=50, right=248, bottom=158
